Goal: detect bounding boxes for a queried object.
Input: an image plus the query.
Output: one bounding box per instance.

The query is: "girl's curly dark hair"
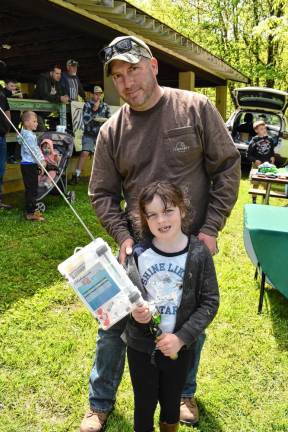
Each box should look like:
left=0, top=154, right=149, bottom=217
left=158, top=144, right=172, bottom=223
left=135, top=181, right=189, bottom=239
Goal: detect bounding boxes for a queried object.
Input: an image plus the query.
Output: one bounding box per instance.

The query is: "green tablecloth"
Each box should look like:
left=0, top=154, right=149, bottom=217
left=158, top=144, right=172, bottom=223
left=244, top=204, right=288, bottom=300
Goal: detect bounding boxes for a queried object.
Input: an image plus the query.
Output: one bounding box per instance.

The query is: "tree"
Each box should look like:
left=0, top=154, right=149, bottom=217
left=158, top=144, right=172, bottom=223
left=131, top=0, right=288, bottom=89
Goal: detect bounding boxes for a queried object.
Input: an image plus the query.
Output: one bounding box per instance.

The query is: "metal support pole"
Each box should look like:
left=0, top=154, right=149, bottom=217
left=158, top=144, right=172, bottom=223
left=258, top=272, right=266, bottom=314
left=59, top=103, right=67, bottom=127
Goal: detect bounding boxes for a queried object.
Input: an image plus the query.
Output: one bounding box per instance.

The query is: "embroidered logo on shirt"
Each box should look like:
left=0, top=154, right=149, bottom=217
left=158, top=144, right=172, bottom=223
left=173, top=141, right=190, bottom=153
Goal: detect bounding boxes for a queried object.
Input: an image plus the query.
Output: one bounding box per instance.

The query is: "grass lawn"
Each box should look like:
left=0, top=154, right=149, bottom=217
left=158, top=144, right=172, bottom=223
left=0, top=175, right=287, bottom=432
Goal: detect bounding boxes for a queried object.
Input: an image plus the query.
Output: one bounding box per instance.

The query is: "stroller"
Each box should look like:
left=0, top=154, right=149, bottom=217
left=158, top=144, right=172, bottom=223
left=36, top=131, right=75, bottom=213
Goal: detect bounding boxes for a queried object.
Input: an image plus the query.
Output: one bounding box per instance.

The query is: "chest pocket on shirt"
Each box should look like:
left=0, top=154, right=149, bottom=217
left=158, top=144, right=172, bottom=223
left=164, top=126, right=202, bottom=168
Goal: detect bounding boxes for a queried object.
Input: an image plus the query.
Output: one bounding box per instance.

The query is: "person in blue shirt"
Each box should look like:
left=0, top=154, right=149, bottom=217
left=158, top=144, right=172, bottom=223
left=17, top=111, right=46, bottom=221
left=70, top=86, right=111, bottom=184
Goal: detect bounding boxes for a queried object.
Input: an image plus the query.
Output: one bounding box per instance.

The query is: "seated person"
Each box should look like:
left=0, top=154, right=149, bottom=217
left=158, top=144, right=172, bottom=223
left=38, top=138, right=61, bottom=188
left=237, top=113, right=255, bottom=141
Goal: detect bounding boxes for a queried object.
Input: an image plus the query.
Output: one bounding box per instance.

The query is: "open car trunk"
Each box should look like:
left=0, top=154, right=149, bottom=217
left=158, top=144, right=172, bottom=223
left=233, top=87, right=288, bottom=114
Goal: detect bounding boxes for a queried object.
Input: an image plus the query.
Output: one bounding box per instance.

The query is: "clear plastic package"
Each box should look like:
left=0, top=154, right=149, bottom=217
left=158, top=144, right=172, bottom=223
left=58, top=238, right=143, bottom=329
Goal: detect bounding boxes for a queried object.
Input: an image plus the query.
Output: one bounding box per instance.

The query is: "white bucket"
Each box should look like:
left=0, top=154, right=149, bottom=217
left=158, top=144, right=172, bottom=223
left=56, top=125, right=66, bottom=133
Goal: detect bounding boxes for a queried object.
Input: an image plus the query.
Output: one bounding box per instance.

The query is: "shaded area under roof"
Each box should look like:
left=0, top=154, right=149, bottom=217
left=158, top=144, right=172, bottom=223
left=0, top=0, right=249, bottom=88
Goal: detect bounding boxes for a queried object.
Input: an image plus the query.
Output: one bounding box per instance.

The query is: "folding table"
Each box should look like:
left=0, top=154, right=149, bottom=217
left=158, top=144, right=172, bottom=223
left=244, top=204, right=288, bottom=312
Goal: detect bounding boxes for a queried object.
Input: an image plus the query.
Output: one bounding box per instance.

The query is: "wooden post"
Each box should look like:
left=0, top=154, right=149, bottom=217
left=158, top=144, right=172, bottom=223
left=178, top=71, right=195, bottom=91
left=216, top=85, right=227, bottom=120
left=20, top=83, right=35, bottom=98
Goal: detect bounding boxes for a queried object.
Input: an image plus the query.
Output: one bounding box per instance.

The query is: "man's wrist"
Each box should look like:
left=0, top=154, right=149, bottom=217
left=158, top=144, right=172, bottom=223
left=199, top=227, right=218, bottom=238
left=117, top=232, right=134, bottom=247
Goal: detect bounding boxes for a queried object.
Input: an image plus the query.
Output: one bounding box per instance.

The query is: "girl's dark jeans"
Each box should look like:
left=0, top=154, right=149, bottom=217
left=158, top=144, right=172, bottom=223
left=127, top=345, right=193, bottom=432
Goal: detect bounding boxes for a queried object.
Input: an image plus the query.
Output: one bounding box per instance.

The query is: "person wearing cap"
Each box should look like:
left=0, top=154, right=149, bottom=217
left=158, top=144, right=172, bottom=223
left=247, top=120, right=275, bottom=203
left=83, top=35, right=240, bottom=432
left=70, top=86, right=111, bottom=184
left=60, top=59, right=85, bottom=101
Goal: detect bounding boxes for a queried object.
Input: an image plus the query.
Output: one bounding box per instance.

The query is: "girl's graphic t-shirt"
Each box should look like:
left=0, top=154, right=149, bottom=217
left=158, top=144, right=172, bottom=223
left=134, top=241, right=188, bottom=334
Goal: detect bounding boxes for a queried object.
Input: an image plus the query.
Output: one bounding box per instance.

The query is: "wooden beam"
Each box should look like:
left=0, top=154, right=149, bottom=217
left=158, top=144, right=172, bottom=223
left=179, top=71, right=195, bottom=91
left=216, top=85, right=227, bottom=120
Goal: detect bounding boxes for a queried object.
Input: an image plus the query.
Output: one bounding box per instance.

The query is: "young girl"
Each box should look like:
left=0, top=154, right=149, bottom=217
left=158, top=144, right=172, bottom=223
left=38, top=138, right=61, bottom=188
left=125, top=181, right=219, bottom=432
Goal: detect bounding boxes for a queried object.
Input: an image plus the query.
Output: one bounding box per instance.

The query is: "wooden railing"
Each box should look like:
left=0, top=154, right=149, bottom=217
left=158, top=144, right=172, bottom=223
left=6, top=98, right=67, bottom=142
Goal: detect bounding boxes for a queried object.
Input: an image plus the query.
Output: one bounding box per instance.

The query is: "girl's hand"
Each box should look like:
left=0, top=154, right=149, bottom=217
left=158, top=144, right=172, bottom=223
left=156, top=333, right=185, bottom=357
left=132, top=305, right=151, bottom=324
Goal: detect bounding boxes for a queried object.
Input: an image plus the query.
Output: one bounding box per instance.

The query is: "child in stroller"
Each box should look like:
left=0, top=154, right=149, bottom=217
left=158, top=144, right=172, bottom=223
left=38, top=138, right=61, bottom=188
left=35, top=131, right=75, bottom=213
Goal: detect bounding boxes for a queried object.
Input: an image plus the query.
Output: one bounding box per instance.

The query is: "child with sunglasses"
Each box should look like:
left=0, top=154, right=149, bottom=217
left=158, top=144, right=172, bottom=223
left=124, top=181, right=219, bottom=432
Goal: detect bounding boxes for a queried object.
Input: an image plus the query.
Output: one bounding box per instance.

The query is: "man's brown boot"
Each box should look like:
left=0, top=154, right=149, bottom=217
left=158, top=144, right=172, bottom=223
left=159, top=421, right=179, bottom=432
left=180, top=396, right=199, bottom=425
left=79, top=409, right=109, bottom=432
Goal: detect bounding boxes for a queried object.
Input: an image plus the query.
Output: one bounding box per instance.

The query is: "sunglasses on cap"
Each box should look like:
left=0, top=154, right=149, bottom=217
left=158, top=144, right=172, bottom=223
left=98, top=37, right=152, bottom=63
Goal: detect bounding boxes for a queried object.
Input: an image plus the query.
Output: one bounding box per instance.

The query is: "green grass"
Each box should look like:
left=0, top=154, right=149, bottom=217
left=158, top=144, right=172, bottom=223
left=0, top=176, right=287, bottom=432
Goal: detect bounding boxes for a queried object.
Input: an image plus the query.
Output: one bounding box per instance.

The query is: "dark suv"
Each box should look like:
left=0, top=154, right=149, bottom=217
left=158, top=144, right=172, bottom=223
left=226, top=87, right=288, bottom=166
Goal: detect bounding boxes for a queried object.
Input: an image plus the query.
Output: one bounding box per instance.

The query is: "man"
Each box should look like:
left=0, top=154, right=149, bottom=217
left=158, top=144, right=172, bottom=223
left=0, top=62, right=13, bottom=209
left=34, top=65, right=69, bottom=131
left=70, top=86, right=111, bottom=184
left=61, top=59, right=85, bottom=102
left=82, top=36, right=240, bottom=432
left=3, top=79, right=23, bottom=99
left=34, top=65, right=69, bottom=104
left=3, top=79, right=22, bottom=163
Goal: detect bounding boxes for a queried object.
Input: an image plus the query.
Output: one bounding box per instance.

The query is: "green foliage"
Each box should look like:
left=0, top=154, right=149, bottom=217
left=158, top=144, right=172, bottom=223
left=0, top=178, right=288, bottom=431
left=131, top=0, right=288, bottom=89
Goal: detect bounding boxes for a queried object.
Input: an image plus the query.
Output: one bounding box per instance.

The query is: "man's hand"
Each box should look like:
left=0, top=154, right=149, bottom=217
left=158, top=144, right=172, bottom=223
left=60, top=95, right=69, bottom=104
left=198, top=232, right=218, bottom=255
left=270, top=157, right=275, bottom=164
left=131, top=304, right=151, bottom=324
left=119, top=238, right=134, bottom=265
left=156, top=333, right=184, bottom=357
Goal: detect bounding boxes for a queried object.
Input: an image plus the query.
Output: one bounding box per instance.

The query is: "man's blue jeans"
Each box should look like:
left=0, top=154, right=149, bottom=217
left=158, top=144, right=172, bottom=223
left=0, top=136, right=7, bottom=196
left=88, top=318, right=206, bottom=412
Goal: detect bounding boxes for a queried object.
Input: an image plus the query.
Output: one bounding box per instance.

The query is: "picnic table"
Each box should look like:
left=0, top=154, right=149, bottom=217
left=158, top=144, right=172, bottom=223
left=244, top=204, right=288, bottom=312
left=249, top=168, right=288, bottom=205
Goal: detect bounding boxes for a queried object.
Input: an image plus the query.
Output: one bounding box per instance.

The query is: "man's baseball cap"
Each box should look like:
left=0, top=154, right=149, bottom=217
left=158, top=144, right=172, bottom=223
left=100, top=36, right=153, bottom=75
left=66, top=59, right=79, bottom=67
left=253, top=120, right=266, bottom=130
left=93, top=85, right=103, bottom=93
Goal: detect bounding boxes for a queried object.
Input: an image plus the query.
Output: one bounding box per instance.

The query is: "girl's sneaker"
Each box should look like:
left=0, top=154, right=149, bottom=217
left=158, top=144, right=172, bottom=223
left=26, top=211, right=45, bottom=221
